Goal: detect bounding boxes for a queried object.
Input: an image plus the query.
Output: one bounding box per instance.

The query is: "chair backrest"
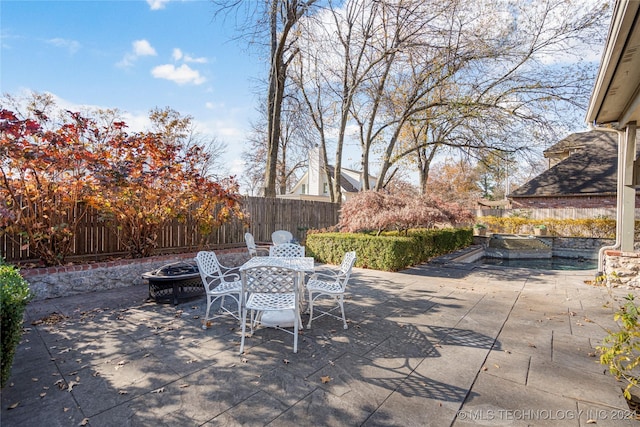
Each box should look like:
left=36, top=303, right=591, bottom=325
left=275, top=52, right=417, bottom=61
left=269, top=242, right=305, bottom=257
left=242, top=266, right=298, bottom=295
left=195, top=251, right=224, bottom=288
left=245, top=232, right=257, bottom=257
left=272, top=230, right=293, bottom=245
left=336, top=251, right=357, bottom=290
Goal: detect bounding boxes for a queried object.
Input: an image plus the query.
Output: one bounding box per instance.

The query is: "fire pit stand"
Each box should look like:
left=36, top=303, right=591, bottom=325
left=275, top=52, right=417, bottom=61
left=142, top=261, right=204, bottom=305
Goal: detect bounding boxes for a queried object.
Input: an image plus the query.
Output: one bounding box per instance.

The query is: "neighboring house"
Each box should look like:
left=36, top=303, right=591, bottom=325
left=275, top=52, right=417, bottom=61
left=508, top=130, right=640, bottom=209
left=279, top=146, right=377, bottom=202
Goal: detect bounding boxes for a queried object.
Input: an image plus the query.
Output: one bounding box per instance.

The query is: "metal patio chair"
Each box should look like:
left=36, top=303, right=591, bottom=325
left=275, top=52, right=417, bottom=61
left=195, top=251, right=243, bottom=329
left=239, top=265, right=301, bottom=353
left=269, top=242, right=305, bottom=257
left=306, top=251, right=356, bottom=330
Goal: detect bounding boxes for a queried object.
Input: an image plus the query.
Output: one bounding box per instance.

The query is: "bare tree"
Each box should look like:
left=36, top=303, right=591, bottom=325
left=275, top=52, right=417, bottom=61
left=369, top=0, right=608, bottom=190
left=211, top=0, right=318, bottom=196
left=290, top=0, right=608, bottom=198
left=243, top=93, right=313, bottom=195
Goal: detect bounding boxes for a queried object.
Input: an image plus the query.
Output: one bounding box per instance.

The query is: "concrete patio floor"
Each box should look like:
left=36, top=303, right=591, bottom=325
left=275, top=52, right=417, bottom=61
left=1, top=260, right=639, bottom=426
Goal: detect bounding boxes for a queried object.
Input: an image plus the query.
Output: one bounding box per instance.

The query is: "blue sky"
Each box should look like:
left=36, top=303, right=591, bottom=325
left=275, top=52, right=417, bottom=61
left=1, top=0, right=266, bottom=176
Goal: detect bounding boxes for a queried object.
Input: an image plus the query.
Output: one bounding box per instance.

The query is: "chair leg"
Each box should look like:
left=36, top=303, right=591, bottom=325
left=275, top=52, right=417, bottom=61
left=338, top=295, right=347, bottom=329
left=293, top=310, right=299, bottom=353
left=306, top=291, right=314, bottom=329
left=203, top=296, right=213, bottom=330
left=239, top=306, right=247, bottom=354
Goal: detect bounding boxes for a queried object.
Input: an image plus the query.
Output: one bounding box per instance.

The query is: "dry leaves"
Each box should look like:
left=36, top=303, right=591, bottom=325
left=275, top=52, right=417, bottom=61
left=151, top=387, right=165, bottom=394
left=7, top=402, right=19, bottom=410
left=80, top=417, right=90, bottom=426
left=320, top=376, right=331, bottom=384
left=31, top=312, right=69, bottom=326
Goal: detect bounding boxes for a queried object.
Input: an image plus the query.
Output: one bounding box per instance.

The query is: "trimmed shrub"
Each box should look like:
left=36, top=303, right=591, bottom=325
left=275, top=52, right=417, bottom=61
left=306, top=228, right=472, bottom=271
left=475, top=216, right=636, bottom=239
left=1, top=259, right=33, bottom=388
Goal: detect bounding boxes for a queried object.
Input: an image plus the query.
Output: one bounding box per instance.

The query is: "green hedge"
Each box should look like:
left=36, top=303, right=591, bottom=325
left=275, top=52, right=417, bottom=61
left=1, top=259, right=33, bottom=388
left=305, top=228, right=473, bottom=271
left=475, top=216, right=640, bottom=239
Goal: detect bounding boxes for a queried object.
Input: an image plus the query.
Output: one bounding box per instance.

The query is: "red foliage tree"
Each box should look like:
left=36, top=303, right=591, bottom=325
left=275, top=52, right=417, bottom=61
left=337, top=190, right=473, bottom=234
left=1, top=109, right=98, bottom=265
left=1, top=106, right=243, bottom=264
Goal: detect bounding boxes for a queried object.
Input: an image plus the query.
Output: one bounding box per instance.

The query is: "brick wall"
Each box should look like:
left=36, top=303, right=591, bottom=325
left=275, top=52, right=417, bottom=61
left=510, top=195, right=640, bottom=209
left=21, top=248, right=250, bottom=301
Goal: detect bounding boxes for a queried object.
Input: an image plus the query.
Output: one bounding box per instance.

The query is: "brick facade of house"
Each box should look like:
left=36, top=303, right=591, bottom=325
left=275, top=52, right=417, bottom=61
left=510, top=195, right=640, bottom=209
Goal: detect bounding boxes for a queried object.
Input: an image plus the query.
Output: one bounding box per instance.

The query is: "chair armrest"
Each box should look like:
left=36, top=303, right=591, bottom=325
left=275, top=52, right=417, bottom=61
left=220, top=270, right=241, bottom=282
left=310, top=271, right=340, bottom=281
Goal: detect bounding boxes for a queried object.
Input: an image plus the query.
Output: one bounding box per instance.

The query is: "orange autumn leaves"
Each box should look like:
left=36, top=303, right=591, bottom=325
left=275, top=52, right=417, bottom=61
left=0, top=108, right=243, bottom=265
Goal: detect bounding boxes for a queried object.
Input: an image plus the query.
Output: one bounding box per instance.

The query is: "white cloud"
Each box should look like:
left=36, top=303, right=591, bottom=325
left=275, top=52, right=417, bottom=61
left=183, top=54, right=208, bottom=64
left=147, top=0, right=171, bottom=11
left=173, top=47, right=207, bottom=64
left=151, top=63, right=206, bottom=85
left=133, top=39, right=157, bottom=57
left=46, top=37, right=80, bottom=54
left=117, top=39, right=157, bottom=69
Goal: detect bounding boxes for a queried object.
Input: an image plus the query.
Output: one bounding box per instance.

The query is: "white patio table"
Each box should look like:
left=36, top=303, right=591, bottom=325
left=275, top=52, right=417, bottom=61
left=239, top=256, right=315, bottom=327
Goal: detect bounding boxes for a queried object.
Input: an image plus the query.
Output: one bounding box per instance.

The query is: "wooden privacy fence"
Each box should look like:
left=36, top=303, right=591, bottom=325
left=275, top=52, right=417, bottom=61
left=475, top=207, right=640, bottom=220
left=1, top=197, right=340, bottom=264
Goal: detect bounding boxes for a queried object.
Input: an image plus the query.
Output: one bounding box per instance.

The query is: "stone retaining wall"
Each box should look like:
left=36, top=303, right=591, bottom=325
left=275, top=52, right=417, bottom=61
left=21, top=248, right=250, bottom=301
left=604, top=250, right=640, bottom=289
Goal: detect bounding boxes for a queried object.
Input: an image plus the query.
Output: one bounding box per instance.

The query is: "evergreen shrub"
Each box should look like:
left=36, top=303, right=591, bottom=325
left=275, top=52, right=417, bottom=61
left=306, top=228, right=472, bottom=271
left=0, top=259, right=33, bottom=388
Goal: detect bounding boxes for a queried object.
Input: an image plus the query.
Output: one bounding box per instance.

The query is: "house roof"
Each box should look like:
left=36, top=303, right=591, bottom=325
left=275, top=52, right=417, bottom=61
left=586, top=0, right=640, bottom=128
left=542, top=131, right=613, bottom=158
left=509, top=131, right=618, bottom=198
left=325, top=165, right=359, bottom=193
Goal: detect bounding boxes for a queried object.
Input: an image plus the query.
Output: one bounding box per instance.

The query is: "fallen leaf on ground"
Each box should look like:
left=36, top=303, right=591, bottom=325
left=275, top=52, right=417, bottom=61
left=119, top=390, right=128, bottom=395
left=481, top=366, right=488, bottom=371
left=67, top=381, right=78, bottom=392
left=40, top=392, right=46, bottom=398
left=586, top=419, right=596, bottom=424
left=321, top=376, right=331, bottom=384
left=80, top=417, right=90, bottom=426
left=241, top=358, right=248, bottom=364
left=151, top=387, right=165, bottom=393
left=7, top=402, right=19, bottom=410
left=179, top=384, right=190, bottom=388
left=283, top=359, right=289, bottom=365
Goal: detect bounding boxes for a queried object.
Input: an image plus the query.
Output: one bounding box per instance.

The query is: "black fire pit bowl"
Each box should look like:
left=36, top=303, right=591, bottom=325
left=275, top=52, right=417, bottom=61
left=142, top=261, right=204, bottom=305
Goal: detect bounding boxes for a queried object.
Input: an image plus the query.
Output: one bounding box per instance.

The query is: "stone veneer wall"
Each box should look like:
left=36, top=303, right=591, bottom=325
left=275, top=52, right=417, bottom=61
left=604, top=250, right=640, bottom=289
left=20, top=248, right=250, bottom=301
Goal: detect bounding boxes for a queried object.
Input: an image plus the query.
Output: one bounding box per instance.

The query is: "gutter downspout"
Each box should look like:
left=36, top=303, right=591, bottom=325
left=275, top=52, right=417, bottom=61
left=588, top=122, right=624, bottom=281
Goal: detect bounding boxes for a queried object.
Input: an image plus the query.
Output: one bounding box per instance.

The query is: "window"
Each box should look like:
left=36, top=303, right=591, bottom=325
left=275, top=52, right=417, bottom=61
left=323, top=183, right=328, bottom=194
left=301, top=184, right=306, bottom=195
